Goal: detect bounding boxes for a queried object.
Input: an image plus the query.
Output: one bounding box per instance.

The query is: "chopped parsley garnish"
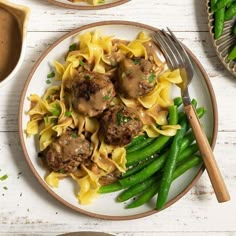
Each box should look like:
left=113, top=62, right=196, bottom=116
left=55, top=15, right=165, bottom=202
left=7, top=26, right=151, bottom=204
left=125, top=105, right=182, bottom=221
left=3, top=186, right=8, bottom=190
left=71, top=133, right=78, bottom=138
left=148, top=73, right=156, bottom=83
left=79, top=60, right=84, bottom=66
left=103, top=95, right=110, bottom=100
left=45, top=115, right=49, bottom=123
left=59, top=169, right=65, bottom=174
left=46, top=79, right=51, bottom=84
left=116, top=111, right=131, bottom=126
left=65, top=111, right=72, bottom=117
left=47, top=71, right=55, bottom=79
left=0, top=174, right=8, bottom=181
left=69, top=43, right=77, bottom=52
left=50, top=103, right=61, bottom=116
left=98, top=0, right=105, bottom=3
left=116, top=111, right=123, bottom=126
left=133, top=58, right=140, bottom=65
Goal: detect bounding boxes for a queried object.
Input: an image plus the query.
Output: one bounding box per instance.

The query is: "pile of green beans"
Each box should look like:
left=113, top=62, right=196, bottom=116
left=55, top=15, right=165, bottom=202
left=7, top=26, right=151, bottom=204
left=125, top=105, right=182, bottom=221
left=211, top=0, right=236, bottom=60
left=98, top=98, right=206, bottom=210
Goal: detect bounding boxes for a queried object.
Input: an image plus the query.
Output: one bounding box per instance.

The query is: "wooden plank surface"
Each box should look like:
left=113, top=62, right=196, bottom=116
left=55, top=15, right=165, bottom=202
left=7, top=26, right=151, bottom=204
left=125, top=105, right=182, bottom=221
left=0, top=0, right=236, bottom=235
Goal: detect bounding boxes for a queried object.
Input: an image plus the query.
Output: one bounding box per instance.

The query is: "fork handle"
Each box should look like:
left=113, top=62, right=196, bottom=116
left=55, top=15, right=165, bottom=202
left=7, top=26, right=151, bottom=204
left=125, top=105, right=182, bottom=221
left=184, top=104, right=230, bottom=203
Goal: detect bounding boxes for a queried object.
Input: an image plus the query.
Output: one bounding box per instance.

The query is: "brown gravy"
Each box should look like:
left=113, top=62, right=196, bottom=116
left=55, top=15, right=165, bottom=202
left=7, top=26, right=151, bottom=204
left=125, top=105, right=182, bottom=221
left=0, top=7, right=22, bottom=81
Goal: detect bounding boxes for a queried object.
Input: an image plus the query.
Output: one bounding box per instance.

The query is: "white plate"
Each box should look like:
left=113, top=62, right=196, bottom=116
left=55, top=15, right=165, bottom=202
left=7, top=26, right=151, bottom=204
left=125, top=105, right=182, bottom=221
left=19, top=21, right=218, bottom=220
left=47, top=0, right=130, bottom=10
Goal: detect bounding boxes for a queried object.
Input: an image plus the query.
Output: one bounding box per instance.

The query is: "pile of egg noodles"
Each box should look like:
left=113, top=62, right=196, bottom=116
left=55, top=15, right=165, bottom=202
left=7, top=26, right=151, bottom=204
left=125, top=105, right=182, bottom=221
left=26, top=31, right=182, bottom=204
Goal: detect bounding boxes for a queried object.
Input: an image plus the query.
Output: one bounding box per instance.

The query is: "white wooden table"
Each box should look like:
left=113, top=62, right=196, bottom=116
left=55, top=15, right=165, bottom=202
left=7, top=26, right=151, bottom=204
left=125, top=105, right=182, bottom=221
left=0, top=0, right=236, bottom=235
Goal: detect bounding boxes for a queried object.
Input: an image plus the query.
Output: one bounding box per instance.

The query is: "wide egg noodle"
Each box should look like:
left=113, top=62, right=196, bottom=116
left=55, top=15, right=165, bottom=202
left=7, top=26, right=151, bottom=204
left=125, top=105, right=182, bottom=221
left=143, top=124, right=181, bottom=138
left=45, top=172, right=67, bottom=188
left=71, top=165, right=101, bottom=205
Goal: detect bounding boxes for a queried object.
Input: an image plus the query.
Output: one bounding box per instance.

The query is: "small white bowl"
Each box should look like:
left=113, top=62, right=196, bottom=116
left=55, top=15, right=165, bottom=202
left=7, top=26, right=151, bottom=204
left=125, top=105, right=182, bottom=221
left=0, top=0, right=30, bottom=87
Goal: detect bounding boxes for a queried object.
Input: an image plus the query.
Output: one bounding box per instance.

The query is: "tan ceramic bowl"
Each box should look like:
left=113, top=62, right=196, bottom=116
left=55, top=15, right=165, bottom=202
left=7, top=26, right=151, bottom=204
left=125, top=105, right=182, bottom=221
left=0, top=0, right=30, bottom=87
left=19, top=21, right=218, bottom=220
left=206, top=0, right=236, bottom=76
left=47, top=0, right=130, bottom=10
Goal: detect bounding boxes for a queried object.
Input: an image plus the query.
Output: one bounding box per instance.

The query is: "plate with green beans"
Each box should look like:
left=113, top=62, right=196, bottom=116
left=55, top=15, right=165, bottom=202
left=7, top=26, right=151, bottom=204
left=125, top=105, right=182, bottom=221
left=19, top=21, right=218, bottom=220
left=207, top=0, right=236, bottom=76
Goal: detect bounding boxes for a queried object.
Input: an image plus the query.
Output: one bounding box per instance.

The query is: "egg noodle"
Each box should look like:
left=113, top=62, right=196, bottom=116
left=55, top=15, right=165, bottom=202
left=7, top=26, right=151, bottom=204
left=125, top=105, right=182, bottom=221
left=26, top=31, right=182, bottom=204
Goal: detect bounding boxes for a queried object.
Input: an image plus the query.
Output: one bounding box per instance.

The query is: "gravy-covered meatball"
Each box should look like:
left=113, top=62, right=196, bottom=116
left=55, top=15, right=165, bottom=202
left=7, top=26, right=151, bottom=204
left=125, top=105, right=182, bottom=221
left=100, top=105, right=143, bottom=146
left=43, top=131, right=92, bottom=173
left=117, top=58, right=156, bottom=98
left=71, top=71, right=116, bottom=117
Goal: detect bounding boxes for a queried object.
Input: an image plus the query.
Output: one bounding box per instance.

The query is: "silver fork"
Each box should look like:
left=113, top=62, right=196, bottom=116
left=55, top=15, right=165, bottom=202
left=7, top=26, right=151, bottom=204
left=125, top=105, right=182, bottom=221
left=152, top=28, right=230, bottom=203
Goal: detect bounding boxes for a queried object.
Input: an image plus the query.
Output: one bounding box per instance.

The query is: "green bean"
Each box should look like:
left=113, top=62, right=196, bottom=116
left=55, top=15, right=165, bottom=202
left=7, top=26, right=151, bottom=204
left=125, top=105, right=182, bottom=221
left=120, top=151, right=169, bottom=188
left=225, top=2, right=236, bottom=20
left=126, top=137, right=155, bottom=153
left=98, top=182, right=123, bottom=194
left=215, top=8, right=225, bottom=39
left=211, top=0, right=218, bottom=12
left=122, top=155, right=157, bottom=178
left=180, top=132, right=195, bottom=150
left=168, top=105, right=178, bottom=125
left=127, top=155, right=202, bottom=209
left=174, top=97, right=182, bottom=107
left=117, top=174, right=160, bottom=202
left=126, top=135, right=170, bottom=167
left=191, top=98, right=198, bottom=108
left=126, top=135, right=147, bottom=150
left=228, top=45, right=236, bottom=60
left=215, top=0, right=234, bottom=11
left=156, top=118, right=188, bottom=210
left=177, top=143, right=199, bottom=163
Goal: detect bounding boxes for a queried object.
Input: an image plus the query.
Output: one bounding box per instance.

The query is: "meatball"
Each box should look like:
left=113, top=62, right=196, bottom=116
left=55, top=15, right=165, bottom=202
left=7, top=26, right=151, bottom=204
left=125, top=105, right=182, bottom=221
left=70, top=71, right=116, bottom=117
left=100, top=105, right=143, bottom=146
left=43, top=131, right=92, bottom=173
left=117, top=58, right=156, bottom=98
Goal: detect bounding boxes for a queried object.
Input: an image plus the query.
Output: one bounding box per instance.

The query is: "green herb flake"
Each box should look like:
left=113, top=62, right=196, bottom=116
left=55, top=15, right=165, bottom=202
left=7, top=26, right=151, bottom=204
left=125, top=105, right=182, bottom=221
left=45, top=115, right=49, bottom=123
left=65, top=111, right=72, bottom=117
left=0, top=174, right=8, bottom=181
left=98, top=0, right=105, bottom=3
left=3, top=186, right=8, bottom=190
left=59, top=169, right=65, bottom=174
left=50, top=104, right=61, bottom=116
left=148, top=73, right=156, bottom=83
left=116, top=111, right=123, bottom=126
left=79, top=60, right=84, bottom=66
left=69, top=43, right=77, bottom=52
left=133, top=58, right=140, bottom=65
left=46, top=79, right=51, bottom=84
left=84, top=75, right=90, bottom=80
left=71, top=133, right=78, bottom=138
left=103, top=95, right=110, bottom=101
left=47, top=71, right=55, bottom=79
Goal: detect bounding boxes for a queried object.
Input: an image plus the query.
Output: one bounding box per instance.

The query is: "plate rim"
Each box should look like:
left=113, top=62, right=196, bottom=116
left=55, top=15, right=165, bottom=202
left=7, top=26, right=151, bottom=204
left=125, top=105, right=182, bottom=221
left=18, top=20, right=218, bottom=220
left=47, top=0, right=130, bottom=10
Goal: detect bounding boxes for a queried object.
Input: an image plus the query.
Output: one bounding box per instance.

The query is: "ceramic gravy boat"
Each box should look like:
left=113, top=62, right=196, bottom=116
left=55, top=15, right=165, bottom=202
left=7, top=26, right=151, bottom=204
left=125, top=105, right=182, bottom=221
left=0, top=0, right=30, bottom=87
